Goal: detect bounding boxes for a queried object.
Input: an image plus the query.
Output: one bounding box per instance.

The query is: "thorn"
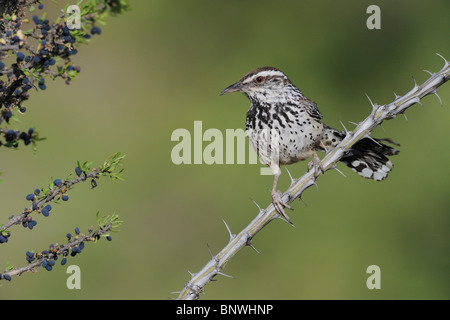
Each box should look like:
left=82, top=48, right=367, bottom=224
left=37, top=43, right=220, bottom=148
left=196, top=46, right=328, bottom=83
left=170, top=291, right=181, bottom=294
left=379, top=123, right=386, bottom=133
left=216, top=271, right=233, bottom=279
left=319, top=140, right=329, bottom=153
left=247, top=242, right=261, bottom=255
left=433, top=91, right=443, bottom=106
left=206, top=243, right=215, bottom=260
left=365, top=93, right=376, bottom=111
left=331, top=164, right=347, bottom=178
left=311, top=180, right=319, bottom=190
left=285, top=167, right=296, bottom=184
left=416, top=98, right=423, bottom=107
left=435, top=53, right=449, bottom=67
left=393, top=92, right=400, bottom=99
left=245, top=235, right=261, bottom=255
left=222, top=219, right=235, bottom=241
left=364, top=134, right=383, bottom=147
left=402, top=112, right=408, bottom=121
left=423, top=69, right=433, bottom=76
left=339, top=120, right=349, bottom=134
left=277, top=214, right=296, bottom=227
left=188, top=270, right=196, bottom=277
left=249, top=198, right=263, bottom=211
left=298, top=194, right=307, bottom=206
left=348, top=120, right=358, bottom=127
left=412, top=77, right=419, bottom=90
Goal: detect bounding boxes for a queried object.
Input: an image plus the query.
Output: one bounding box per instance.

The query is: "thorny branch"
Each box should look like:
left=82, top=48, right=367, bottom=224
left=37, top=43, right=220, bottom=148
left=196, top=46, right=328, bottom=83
left=175, top=54, right=450, bottom=300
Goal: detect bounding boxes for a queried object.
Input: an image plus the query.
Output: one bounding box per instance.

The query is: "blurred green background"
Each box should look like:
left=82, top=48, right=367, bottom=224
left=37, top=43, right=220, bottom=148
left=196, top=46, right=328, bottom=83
left=1, top=0, right=449, bottom=299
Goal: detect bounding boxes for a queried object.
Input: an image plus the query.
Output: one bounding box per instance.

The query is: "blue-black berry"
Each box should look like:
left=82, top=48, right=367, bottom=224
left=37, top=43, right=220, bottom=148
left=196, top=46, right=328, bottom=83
left=41, top=208, right=50, bottom=217
left=53, top=179, right=62, bottom=187
left=91, top=26, right=102, bottom=35
left=26, top=193, right=35, bottom=201
left=75, top=167, right=82, bottom=176
left=62, top=195, right=69, bottom=201
left=16, top=52, right=25, bottom=61
left=28, top=219, right=37, bottom=229
left=26, top=251, right=35, bottom=262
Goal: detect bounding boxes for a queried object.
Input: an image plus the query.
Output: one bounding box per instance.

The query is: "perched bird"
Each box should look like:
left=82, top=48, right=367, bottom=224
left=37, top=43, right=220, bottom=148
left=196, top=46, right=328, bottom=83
left=220, top=66, right=399, bottom=221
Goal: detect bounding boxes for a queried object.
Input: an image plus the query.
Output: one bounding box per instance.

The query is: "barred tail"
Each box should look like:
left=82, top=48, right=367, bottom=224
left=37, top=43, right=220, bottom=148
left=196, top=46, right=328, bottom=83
left=321, top=126, right=400, bottom=181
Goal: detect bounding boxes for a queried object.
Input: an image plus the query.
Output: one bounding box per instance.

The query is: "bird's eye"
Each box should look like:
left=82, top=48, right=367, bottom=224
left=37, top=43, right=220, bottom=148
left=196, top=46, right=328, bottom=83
left=255, top=76, right=263, bottom=83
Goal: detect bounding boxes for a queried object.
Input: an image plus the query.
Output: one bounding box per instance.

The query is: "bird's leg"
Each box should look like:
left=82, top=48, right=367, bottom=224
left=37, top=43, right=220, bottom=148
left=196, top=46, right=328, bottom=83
left=270, top=163, right=293, bottom=223
left=307, top=151, right=324, bottom=178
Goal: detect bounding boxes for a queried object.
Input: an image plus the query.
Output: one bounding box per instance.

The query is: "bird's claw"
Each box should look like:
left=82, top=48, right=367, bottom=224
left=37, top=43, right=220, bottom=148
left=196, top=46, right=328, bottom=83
left=271, top=190, right=293, bottom=224
left=308, top=152, right=324, bottom=178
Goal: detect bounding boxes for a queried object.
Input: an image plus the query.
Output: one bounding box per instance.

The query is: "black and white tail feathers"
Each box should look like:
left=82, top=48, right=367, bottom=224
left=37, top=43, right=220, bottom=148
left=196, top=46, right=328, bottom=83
left=321, top=126, right=400, bottom=181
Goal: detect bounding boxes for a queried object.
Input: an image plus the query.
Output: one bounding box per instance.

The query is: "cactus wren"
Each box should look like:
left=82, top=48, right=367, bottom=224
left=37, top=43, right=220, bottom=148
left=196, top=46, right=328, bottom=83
left=221, top=66, right=399, bottom=222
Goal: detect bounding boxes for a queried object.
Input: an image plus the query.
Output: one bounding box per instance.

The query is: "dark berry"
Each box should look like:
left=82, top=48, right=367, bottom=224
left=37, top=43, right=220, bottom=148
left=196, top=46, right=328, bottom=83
left=41, top=208, right=50, bottom=217
left=26, top=193, right=35, bottom=201
left=53, top=179, right=62, bottom=187
left=74, top=227, right=80, bottom=235
left=91, top=26, right=102, bottom=35
left=62, top=195, right=69, bottom=201
left=75, top=167, right=82, bottom=176
left=32, top=15, right=42, bottom=25
left=16, top=52, right=25, bottom=61
left=28, top=220, right=37, bottom=229
left=61, top=257, right=67, bottom=265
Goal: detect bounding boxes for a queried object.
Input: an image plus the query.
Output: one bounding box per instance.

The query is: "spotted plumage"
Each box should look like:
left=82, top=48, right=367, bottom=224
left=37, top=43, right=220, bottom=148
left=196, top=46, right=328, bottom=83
left=221, top=67, right=399, bottom=221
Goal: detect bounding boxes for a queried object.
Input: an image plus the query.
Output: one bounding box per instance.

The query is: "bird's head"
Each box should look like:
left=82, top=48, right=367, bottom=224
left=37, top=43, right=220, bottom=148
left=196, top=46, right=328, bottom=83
left=220, top=66, right=301, bottom=103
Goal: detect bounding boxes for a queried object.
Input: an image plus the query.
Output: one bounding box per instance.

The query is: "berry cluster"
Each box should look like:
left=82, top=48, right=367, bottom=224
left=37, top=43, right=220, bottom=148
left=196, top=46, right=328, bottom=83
left=24, top=226, right=92, bottom=272
left=0, top=153, right=124, bottom=245
left=0, top=0, right=129, bottom=149
left=1, top=215, right=120, bottom=281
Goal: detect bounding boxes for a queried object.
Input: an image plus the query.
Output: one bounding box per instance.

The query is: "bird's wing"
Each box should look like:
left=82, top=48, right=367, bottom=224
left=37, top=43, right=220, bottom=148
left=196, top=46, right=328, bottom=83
left=301, top=97, right=322, bottom=122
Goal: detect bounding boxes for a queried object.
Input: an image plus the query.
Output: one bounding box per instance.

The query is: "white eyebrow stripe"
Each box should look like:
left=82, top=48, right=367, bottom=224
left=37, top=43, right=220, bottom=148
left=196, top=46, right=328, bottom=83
left=243, top=70, right=287, bottom=83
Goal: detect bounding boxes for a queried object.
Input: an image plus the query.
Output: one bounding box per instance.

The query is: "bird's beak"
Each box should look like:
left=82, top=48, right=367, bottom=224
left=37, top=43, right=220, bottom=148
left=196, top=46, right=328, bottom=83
left=220, top=82, right=242, bottom=96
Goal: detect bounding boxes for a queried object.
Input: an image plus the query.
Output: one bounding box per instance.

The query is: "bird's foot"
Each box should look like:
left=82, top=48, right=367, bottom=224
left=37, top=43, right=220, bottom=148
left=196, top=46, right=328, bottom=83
left=271, top=190, right=293, bottom=224
left=307, top=152, right=324, bottom=178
